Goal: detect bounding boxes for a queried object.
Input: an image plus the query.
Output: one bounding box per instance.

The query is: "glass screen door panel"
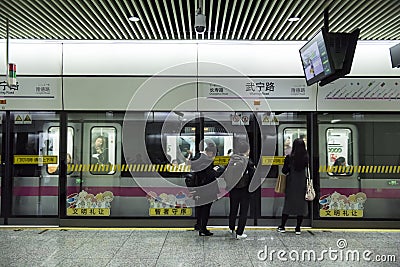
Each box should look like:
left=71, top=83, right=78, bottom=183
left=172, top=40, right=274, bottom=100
left=11, top=112, right=60, bottom=216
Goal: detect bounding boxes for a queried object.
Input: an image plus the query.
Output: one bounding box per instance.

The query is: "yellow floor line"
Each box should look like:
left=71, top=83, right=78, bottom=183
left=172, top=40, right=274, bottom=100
left=1, top=226, right=399, bottom=232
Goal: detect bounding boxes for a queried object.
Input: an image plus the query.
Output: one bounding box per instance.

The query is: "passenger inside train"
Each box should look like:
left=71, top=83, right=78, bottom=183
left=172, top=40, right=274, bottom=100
left=91, top=135, right=109, bottom=165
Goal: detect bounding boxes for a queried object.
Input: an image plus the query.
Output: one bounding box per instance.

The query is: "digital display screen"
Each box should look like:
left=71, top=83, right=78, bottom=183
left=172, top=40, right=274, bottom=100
left=300, top=29, right=335, bottom=86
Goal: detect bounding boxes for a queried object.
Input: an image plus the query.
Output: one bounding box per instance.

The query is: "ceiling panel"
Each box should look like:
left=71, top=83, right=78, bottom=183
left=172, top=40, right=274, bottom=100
left=0, top=0, right=399, bottom=40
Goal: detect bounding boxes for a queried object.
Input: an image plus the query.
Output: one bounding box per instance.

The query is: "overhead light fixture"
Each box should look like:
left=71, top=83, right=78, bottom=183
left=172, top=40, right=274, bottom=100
left=128, top=16, right=140, bottom=22
left=288, top=16, right=300, bottom=22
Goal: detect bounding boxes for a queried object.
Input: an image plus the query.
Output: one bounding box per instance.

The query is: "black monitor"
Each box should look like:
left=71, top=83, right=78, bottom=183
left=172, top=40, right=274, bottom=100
left=390, top=43, right=400, bottom=68
left=299, top=28, right=335, bottom=86
left=319, top=28, right=360, bottom=86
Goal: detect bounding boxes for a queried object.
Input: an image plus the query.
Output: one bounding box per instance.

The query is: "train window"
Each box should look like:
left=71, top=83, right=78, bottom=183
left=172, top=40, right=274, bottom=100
left=90, top=127, right=116, bottom=174
left=326, top=128, right=353, bottom=176
left=166, top=134, right=195, bottom=166
left=47, top=127, right=74, bottom=174
left=283, top=128, right=307, bottom=155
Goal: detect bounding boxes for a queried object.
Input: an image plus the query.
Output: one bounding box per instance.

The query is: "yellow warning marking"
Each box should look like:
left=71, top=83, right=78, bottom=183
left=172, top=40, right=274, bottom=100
left=214, top=156, right=230, bottom=166
left=320, top=209, right=363, bottom=218
left=149, top=208, right=192, bottom=216
left=13, top=155, right=57, bottom=164
left=24, top=114, right=32, bottom=122
left=67, top=208, right=110, bottom=216
left=15, top=115, right=23, bottom=121
left=262, top=156, right=285, bottom=165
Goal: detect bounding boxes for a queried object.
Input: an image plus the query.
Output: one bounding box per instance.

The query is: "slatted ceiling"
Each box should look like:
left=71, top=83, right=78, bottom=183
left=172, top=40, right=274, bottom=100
left=0, top=0, right=399, bottom=40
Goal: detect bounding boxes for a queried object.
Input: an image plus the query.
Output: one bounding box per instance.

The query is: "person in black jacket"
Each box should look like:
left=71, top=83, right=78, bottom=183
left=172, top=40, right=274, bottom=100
left=227, top=141, right=255, bottom=239
left=277, top=138, right=308, bottom=235
left=191, top=144, right=220, bottom=236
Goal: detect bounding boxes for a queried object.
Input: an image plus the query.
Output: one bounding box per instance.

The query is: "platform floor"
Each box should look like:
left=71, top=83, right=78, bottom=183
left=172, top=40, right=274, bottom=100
left=0, top=227, right=399, bottom=266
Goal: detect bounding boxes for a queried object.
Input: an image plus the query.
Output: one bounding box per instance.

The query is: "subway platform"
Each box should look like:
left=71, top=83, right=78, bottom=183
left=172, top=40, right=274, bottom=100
left=0, top=227, right=399, bottom=267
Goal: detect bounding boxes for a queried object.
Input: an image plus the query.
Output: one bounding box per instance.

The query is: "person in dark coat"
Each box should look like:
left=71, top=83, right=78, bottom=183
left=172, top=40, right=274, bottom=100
left=277, top=138, right=308, bottom=235
left=228, top=141, right=255, bottom=239
left=191, top=144, right=220, bottom=236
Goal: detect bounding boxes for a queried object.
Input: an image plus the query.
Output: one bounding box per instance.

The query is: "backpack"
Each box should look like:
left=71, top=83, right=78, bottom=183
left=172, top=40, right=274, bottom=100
left=184, top=173, right=197, bottom=188
left=224, top=154, right=249, bottom=189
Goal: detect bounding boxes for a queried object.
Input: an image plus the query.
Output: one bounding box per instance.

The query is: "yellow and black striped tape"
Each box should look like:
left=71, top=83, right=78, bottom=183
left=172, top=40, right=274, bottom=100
left=319, top=165, right=400, bottom=174
left=67, top=164, right=191, bottom=173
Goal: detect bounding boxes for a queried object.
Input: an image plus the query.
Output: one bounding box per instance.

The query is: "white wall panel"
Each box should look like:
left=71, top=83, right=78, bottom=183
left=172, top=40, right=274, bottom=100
left=63, top=77, right=197, bottom=111
left=63, top=42, right=197, bottom=75
left=351, top=42, right=400, bottom=76
left=0, top=41, right=62, bottom=75
left=197, top=41, right=400, bottom=77
left=198, top=42, right=305, bottom=76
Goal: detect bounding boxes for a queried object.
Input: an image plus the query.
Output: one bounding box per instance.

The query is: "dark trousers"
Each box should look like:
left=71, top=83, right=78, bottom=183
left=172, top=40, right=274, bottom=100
left=198, top=202, right=213, bottom=232
left=229, top=188, right=250, bottom=235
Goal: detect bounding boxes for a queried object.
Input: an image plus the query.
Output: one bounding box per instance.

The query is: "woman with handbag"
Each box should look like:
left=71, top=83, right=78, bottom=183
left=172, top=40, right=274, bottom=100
left=277, top=138, right=309, bottom=235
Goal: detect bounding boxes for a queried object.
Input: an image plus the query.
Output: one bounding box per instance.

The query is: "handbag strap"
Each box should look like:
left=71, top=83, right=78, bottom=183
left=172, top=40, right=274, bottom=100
left=306, top=166, right=312, bottom=182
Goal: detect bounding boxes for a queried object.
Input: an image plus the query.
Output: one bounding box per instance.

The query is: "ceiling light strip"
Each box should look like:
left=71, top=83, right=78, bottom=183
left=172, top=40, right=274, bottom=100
left=267, top=0, right=298, bottom=40
left=236, top=0, right=254, bottom=40
left=63, top=0, right=101, bottom=39
left=260, top=0, right=285, bottom=40
left=186, top=0, right=193, bottom=40
left=242, top=0, right=261, bottom=40
left=100, top=0, right=128, bottom=39
left=224, top=0, right=238, bottom=40
left=230, top=0, right=245, bottom=40
left=91, top=0, right=122, bottom=39
left=334, top=0, right=380, bottom=34
left=162, top=0, right=176, bottom=39
left=48, top=0, right=90, bottom=39
left=146, top=1, right=164, bottom=39
left=171, top=0, right=181, bottom=39
left=1, top=1, right=59, bottom=39
left=155, top=0, right=170, bottom=39
left=130, top=0, right=154, bottom=39
left=138, top=0, right=158, bottom=39
left=254, top=0, right=275, bottom=40
left=178, top=0, right=187, bottom=39
left=293, top=0, right=328, bottom=40
left=121, top=0, right=143, bottom=39
left=75, top=0, right=108, bottom=39
left=248, top=0, right=269, bottom=40
left=276, top=0, right=304, bottom=40
left=219, top=0, right=230, bottom=39
left=16, top=0, right=67, bottom=38
left=81, top=0, right=114, bottom=39
left=107, top=0, right=135, bottom=39
left=207, top=0, right=214, bottom=40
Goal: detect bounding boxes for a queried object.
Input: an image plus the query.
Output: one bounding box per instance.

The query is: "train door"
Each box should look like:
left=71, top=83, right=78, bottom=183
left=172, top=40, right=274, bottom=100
left=202, top=112, right=257, bottom=223
left=5, top=112, right=60, bottom=224
left=63, top=119, right=121, bottom=220
left=318, top=124, right=359, bottom=219
left=265, top=121, right=308, bottom=223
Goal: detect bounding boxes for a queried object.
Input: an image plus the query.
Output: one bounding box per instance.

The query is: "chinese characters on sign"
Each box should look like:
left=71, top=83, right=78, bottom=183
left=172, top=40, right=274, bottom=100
left=209, top=84, right=228, bottom=95
left=0, top=80, right=19, bottom=94
left=149, top=208, right=192, bottom=216
left=13, top=155, right=58, bottom=164
left=319, top=191, right=367, bottom=218
left=67, top=208, right=110, bottom=216
left=290, top=86, right=306, bottom=95
left=320, top=209, right=363, bottom=217
left=35, top=83, right=51, bottom=95
left=245, top=81, right=275, bottom=95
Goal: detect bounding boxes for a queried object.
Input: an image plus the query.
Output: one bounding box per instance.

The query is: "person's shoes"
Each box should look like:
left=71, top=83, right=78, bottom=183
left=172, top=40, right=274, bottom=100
left=194, top=224, right=200, bottom=231
left=199, top=231, right=213, bottom=236
left=277, top=226, right=286, bottom=233
left=236, top=233, right=247, bottom=239
left=295, top=227, right=301, bottom=235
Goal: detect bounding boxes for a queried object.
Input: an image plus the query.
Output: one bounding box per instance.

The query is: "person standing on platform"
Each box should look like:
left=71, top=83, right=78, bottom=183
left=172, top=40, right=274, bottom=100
left=277, top=138, right=308, bottom=235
